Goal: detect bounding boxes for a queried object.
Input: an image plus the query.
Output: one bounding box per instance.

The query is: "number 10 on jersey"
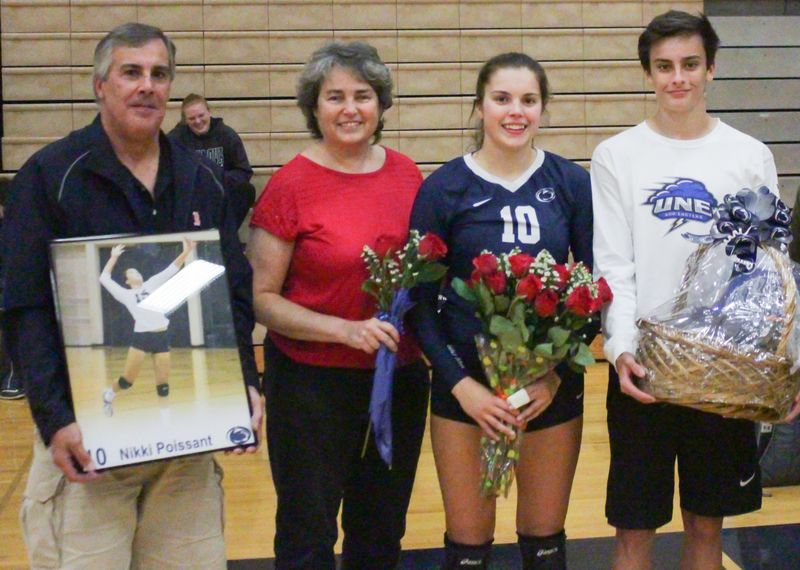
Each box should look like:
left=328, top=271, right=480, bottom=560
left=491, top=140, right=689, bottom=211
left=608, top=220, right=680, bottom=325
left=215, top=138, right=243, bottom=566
left=501, top=205, right=540, bottom=244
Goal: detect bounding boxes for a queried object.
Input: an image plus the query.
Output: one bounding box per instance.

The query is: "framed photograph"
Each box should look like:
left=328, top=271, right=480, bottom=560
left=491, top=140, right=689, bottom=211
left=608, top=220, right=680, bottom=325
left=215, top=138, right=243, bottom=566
left=50, top=229, right=255, bottom=470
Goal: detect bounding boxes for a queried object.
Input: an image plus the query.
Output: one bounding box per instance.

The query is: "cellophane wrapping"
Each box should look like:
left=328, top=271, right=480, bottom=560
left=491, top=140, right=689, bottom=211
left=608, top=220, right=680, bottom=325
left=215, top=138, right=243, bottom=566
left=637, top=241, right=800, bottom=421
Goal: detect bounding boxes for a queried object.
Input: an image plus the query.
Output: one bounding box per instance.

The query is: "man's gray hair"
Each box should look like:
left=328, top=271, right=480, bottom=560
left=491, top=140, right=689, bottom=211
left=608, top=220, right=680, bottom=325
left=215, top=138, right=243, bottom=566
left=296, top=41, right=393, bottom=142
left=93, top=23, right=177, bottom=83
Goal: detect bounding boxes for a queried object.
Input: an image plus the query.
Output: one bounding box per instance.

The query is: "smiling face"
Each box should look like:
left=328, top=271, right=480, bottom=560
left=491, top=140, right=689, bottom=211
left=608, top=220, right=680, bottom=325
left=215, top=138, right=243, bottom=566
left=183, top=101, right=211, bottom=135
left=95, top=39, right=171, bottom=144
left=314, top=66, right=381, bottom=149
left=647, top=33, right=714, bottom=117
left=477, top=66, right=543, bottom=154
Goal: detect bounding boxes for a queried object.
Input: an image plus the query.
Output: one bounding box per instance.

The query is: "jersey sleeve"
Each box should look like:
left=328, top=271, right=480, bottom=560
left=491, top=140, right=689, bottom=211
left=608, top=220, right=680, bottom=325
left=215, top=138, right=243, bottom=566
left=142, top=262, right=180, bottom=294
left=99, top=271, right=131, bottom=304
left=249, top=165, right=299, bottom=241
left=591, top=143, right=639, bottom=364
left=568, top=166, right=594, bottom=269
left=408, top=171, right=469, bottom=390
left=568, top=166, right=602, bottom=342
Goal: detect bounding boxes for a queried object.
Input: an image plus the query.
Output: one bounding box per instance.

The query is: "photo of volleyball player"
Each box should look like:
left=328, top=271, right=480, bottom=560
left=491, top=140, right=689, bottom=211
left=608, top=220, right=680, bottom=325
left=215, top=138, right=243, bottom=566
left=48, top=230, right=255, bottom=470
left=100, top=237, right=195, bottom=416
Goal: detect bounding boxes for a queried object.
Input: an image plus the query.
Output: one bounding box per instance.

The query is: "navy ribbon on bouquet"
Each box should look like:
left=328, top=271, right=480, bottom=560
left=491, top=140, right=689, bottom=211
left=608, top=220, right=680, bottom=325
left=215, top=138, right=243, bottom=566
left=369, top=287, right=414, bottom=467
left=682, top=186, right=792, bottom=275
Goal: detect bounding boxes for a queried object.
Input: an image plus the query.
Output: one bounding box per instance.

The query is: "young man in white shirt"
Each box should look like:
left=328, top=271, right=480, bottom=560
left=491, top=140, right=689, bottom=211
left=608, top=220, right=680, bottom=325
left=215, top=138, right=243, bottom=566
left=592, top=10, right=783, bottom=570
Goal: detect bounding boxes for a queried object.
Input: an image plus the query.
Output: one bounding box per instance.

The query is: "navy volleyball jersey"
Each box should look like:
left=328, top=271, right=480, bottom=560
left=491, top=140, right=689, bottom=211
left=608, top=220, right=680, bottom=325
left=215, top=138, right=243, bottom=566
left=409, top=151, right=593, bottom=389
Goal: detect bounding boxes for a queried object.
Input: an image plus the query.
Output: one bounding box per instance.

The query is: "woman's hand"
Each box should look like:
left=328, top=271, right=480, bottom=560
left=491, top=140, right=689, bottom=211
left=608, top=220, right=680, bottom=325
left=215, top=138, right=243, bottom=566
left=516, top=371, right=561, bottom=426
left=341, top=317, right=400, bottom=354
left=111, top=244, right=125, bottom=259
left=452, top=376, right=519, bottom=441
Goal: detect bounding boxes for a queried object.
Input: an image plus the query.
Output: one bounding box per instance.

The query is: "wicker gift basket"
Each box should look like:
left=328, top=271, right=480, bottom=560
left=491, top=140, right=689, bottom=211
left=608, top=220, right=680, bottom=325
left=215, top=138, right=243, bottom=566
left=637, top=188, right=800, bottom=422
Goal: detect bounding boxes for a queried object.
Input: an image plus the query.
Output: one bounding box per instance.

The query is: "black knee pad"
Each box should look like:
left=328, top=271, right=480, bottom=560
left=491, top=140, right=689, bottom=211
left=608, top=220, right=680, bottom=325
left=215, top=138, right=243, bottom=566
left=443, top=533, right=493, bottom=569
left=157, top=383, right=169, bottom=397
left=118, top=376, right=133, bottom=389
left=518, top=530, right=567, bottom=570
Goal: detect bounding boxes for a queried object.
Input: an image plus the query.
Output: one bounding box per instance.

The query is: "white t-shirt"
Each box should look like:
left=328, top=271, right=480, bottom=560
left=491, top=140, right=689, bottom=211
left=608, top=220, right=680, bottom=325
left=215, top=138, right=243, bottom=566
left=591, top=119, right=779, bottom=364
left=99, top=263, right=179, bottom=333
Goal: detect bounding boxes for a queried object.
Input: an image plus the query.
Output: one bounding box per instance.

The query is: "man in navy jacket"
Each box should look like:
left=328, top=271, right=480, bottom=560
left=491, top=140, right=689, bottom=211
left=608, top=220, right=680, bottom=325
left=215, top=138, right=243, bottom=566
left=3, top=23, right=261, bottom=569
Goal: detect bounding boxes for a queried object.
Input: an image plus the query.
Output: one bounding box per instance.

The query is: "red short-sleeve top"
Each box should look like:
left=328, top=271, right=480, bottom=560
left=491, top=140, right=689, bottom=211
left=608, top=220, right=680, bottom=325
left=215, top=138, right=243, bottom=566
left=250, top=147, right=423, bottom=369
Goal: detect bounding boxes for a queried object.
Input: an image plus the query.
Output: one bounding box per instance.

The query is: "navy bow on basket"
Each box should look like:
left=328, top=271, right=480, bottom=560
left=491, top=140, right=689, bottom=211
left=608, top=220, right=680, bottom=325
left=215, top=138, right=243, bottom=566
left=683, top=186, right=793, bottom=275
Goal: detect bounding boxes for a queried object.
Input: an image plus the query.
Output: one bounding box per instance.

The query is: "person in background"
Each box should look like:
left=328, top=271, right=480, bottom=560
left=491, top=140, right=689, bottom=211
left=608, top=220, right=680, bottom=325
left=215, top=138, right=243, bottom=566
left=409, top=52, right=594, bottom=570
left=247, top=41, right=429, bottom=570
left=592, top=11, right=781, bottom=570
left=3, top=23, right=261, bottom=569
left=169, top=93, right=255, bottom=227
left=0, top=179, right=24, bottom=400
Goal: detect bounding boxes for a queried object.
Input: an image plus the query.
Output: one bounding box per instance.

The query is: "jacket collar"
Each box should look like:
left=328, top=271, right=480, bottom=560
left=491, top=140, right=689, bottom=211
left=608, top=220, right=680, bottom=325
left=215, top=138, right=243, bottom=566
left=81, top=115, right=137, bottom=190
left=80, top=114, right=204, bottom=227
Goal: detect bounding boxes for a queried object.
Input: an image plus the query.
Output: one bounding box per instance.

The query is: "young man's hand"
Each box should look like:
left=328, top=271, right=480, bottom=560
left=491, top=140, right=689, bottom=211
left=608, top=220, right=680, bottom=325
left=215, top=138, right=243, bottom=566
left=615, top=352, right=656, bottom=404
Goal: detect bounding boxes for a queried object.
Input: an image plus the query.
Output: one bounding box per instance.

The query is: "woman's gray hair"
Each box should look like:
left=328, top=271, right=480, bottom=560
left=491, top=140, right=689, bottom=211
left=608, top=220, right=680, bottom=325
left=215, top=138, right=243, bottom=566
left=94, top=23, right=177, bottom=84
left=296, top=41, right=393, bottom=142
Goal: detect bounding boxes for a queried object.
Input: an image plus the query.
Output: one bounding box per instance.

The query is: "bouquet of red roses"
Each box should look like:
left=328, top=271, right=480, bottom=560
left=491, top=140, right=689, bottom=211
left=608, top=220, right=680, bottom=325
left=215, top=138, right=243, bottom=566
left=452, top=248, right=612, bottom=496
left=362, top=230, right=448, bottom=466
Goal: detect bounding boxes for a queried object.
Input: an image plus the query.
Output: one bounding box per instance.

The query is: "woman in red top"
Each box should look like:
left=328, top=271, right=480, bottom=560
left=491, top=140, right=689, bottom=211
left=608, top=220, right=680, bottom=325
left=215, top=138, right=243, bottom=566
left=248, top=42, right=429, bottom=570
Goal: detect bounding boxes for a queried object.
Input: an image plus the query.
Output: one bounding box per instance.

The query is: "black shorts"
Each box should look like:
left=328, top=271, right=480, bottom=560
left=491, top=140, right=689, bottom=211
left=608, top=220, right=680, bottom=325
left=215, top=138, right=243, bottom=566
left=130, top=330, right=170, bottom=354
left=605, top=366, right=761, bottom=529
left=430, top=342, right=584, bottom=432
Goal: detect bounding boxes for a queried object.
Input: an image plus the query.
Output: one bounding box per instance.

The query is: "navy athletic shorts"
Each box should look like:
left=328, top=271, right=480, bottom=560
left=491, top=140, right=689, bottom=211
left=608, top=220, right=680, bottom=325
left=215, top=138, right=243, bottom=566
left=430, top=342, right=584, bottom=432
left=130, top=330, right=170, bottom=354
left=605, top=366, right=761, bottom=529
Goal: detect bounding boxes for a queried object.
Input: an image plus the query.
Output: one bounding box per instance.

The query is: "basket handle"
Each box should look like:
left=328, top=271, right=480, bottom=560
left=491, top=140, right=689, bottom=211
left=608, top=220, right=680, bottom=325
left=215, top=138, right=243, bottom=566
left=767, top=246, right=797, bottom=358
left=671, top=243, right=712, bottom=314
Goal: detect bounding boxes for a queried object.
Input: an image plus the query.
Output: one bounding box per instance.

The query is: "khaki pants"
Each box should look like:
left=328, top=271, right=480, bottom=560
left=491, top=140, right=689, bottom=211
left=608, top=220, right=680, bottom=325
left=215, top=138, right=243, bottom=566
left=20, top=435, right=226, bottom=569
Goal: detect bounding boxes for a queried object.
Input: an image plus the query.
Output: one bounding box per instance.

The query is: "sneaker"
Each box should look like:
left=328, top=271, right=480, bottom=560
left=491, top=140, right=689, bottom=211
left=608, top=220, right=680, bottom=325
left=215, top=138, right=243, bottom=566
left=0, top=384, right=24, bottom=400
left=102, top=387, right=115, bottom=417
left=156, top=383, right=170, bottom=397
left=0, top=365, right=24, bottom=400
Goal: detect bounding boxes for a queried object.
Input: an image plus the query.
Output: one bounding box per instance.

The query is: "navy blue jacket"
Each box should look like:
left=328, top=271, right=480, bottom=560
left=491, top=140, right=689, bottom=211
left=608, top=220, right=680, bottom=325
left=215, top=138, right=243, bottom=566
left=2, top=115, right=258, bottom=445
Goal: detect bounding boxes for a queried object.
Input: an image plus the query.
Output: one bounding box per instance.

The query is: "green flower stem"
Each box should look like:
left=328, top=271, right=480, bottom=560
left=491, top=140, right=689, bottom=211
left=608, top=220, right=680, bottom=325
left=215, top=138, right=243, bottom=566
left=475, top=334, right=552, bottom=497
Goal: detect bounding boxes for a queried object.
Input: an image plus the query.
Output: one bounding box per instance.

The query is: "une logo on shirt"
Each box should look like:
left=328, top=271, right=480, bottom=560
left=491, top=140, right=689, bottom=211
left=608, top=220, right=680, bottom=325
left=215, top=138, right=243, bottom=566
left=642, top=177, right=717, bottom=232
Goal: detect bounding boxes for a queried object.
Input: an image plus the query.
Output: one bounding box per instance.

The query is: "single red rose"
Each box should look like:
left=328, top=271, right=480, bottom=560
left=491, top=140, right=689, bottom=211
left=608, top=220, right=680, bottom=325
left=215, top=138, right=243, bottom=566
left=468, top=268, right=482, bottom=286
left=553, top=264, right=570, bottom=290
left=565, top=285, right=595, bottom=317
left=508, top=253, right=534, bottom=278
left=596, top=277, right=613, bottom=304
left=516, top=274, right=542, bottom=301
left=534, top=289, right=559, bottom=317
left=484, top=271, right=506, bottom=295
left=473, top=253, right=499, bottom=275
left=418, top=232, right=448, bottom=261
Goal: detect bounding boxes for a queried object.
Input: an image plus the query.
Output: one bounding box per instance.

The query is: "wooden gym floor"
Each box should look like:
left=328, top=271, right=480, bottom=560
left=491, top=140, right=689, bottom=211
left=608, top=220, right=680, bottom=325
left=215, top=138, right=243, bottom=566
left=1, top=356, right=799, bottom=569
